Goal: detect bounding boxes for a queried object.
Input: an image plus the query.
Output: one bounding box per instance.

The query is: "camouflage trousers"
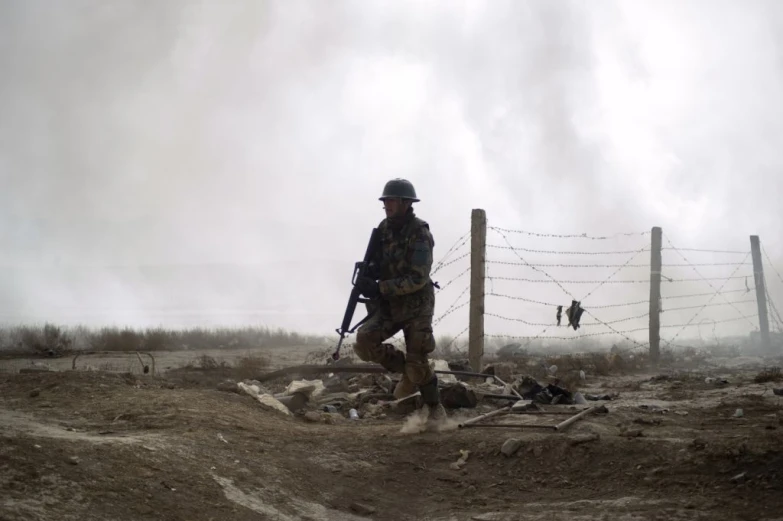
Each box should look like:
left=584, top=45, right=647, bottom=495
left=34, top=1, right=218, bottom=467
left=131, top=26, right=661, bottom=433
left=353, top=313, right=436, bottom=386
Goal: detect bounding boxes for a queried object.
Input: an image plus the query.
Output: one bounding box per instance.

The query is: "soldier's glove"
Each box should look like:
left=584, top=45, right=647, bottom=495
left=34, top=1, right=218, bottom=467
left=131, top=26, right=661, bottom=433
left=356, top=276, right=381, bottom=299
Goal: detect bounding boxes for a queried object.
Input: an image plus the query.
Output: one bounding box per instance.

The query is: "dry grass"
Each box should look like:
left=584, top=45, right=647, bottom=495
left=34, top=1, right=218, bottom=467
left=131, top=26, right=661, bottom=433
left=0, top=324, right=331, bottom=357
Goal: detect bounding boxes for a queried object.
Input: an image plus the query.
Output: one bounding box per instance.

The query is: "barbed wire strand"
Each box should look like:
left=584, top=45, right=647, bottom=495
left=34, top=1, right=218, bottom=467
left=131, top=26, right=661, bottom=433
left=440, top=325, right=470, bottom=354
left=661, top=251, right=753, bottom=348
left=490, top=227, right=664, bottom=352
left=761, top=245, right=783, bottom=286
left=663, top=288, right=750, bottom=300
left=762, top=276, right=783, bottom=333
left=486, top=274, right=751, bottom=284
left=663, top=234, right=757, bottom=328
left=435, top=267, right=470, bottom=292
left=663, top=299, right=757, bottom=313
left=432, top=231, right=471, bottom=275
left=433, top=252, right=469, bottom=272
left=386, top=244, right=471, bottom=347
left=485, top=309, right=650, bottom=328
left=486, top=260, right=750, bottom=268
left=487, top=226, right=651, bottom=240
left=488, top=227, right=577, bottom=299
left=484, top=329, right=647, bottom=341
left=759, top=246, right=783, bottom=333
left=433, top=285, right=470, bottom=327
left=660, top=246, right=749, bottom=254
left=582, top=310, right=651, bottom=352
left=578, top=248, right=649, bottom=302
left=488, top=244, right=650, bottom=256
left=485, top=292, right=752, bottom=310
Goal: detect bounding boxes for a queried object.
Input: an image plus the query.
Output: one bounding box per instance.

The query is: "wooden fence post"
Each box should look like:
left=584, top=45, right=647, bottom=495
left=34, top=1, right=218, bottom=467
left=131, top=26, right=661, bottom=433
left=469, top=209, right=487, bottom=371
left=649, top=227, right=662, bottom=364
left=750, top=235, right=771, bottom=351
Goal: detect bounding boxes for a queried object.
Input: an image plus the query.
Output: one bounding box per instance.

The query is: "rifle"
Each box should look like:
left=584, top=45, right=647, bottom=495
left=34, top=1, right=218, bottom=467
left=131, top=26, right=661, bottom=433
left=330, top=227, right=381, bottom=361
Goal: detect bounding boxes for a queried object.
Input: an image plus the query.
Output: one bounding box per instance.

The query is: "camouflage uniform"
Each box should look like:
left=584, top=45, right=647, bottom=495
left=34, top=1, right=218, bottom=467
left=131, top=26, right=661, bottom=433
left=352, top=208, right=438, bottom=393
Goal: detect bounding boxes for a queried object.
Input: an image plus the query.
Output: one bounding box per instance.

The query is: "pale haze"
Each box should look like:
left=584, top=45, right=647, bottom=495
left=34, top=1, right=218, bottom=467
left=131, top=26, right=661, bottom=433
left=1, top=0, right=782, bottom=349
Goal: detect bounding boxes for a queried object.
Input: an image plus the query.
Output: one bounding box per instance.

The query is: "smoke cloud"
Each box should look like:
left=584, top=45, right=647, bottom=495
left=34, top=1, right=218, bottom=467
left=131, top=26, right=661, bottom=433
left=1, top=0, right=782, bottom=343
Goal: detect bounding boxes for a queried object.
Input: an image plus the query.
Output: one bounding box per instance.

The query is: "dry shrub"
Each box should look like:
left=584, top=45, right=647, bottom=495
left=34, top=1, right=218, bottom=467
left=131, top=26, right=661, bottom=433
left=233, top=355, right=270, bottom=380
left=304, top=344, right=354, bottom=364
left=143, top=328, right=170, bottom=351
left=91, top=327, right=143, bottom=352
left=754, top=367, right=782, bottom=384
left=178, top=354, right=268, bottom=381
left=6, top=323, right=74, bottom=357
left=587, top=353, right=612, bottom=376
left=199, top=355, right=224, bottom=369
left=1, top=324, right=332, bottom=357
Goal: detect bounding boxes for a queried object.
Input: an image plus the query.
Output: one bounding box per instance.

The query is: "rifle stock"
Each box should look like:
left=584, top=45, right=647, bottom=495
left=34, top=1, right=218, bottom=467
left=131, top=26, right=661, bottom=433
left=331, top=227, right=381, bottom=361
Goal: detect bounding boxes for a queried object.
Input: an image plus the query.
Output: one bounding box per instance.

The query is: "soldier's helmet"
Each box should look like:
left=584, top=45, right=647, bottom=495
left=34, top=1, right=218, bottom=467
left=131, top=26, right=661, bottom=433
left=379, top=178, right=419, bottom=202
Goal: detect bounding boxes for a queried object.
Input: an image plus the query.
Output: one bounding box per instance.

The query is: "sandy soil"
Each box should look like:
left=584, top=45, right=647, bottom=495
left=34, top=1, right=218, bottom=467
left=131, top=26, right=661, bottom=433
left=1, top=348, right=783, bottom=521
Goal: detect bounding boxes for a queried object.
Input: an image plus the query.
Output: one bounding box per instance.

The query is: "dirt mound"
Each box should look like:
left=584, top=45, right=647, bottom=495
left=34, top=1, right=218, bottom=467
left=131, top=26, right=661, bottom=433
left=1, top=370, right=783, bottom=521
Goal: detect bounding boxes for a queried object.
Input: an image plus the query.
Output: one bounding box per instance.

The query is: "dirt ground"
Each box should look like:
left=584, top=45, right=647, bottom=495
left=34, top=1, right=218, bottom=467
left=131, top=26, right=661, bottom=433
left=0, top=345, right=315, bottom=375
left=1, top=347, right=783, bottom=521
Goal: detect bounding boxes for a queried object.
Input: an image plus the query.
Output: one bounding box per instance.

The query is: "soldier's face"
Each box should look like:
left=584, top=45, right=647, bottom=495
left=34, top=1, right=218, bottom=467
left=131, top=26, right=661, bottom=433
left=382, top=198, right=408, bottom=218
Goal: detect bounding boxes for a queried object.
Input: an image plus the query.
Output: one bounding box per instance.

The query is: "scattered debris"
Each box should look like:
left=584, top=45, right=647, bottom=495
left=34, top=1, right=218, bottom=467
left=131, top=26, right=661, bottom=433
left=303, top=411, right=321, bottom=423
left=730, top=472, right=747, bottom=484
left=584, top=393, right=615, bottom=401
left=639, top=405, right=669, bottom=414
left=500, top=439, right=523, bottom=457
left=450, top=449, right=470, bottom=469
left=349, top=502, right=376, bottom=516
left=254, top=359, right=617, bottom=432
left=276, top=392, right=310, bottom=412
left=285, top=379, right=325, bottom=398
left=569, top=433, right=600, bottom=445
left=440, top=382, right=478, bottom=408
left=238, top=382, right=291, bottom=416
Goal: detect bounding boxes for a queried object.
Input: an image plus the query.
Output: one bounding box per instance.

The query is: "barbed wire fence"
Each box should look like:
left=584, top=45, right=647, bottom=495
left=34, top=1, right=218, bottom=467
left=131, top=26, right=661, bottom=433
left=1, top=206, right=780, bottom=374
left=390, top=209, right=781, bottom=370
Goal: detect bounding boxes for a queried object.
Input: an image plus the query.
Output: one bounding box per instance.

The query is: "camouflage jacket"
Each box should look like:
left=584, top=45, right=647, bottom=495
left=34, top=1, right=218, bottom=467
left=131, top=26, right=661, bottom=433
left=369, top=209, right=435, bottom=322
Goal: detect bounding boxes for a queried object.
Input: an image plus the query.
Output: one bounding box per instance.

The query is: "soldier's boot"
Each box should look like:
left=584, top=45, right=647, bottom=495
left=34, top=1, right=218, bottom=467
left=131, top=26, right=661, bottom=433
left=418, top=375, right=447, bottom=428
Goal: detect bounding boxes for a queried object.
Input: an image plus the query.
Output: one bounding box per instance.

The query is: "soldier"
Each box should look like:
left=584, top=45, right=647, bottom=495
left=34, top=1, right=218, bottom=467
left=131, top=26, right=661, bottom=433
left=353, top=178, right=446, bottom=425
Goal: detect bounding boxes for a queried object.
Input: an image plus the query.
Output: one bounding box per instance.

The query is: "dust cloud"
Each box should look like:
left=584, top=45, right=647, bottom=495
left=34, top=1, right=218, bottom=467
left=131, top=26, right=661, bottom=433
left=1, top=0, right=782, bottom=345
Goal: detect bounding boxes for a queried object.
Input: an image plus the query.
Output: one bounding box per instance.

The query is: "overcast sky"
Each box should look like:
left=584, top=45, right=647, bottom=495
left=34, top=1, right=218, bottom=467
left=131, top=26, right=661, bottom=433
left=1, top=0, right=782, bottom=348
